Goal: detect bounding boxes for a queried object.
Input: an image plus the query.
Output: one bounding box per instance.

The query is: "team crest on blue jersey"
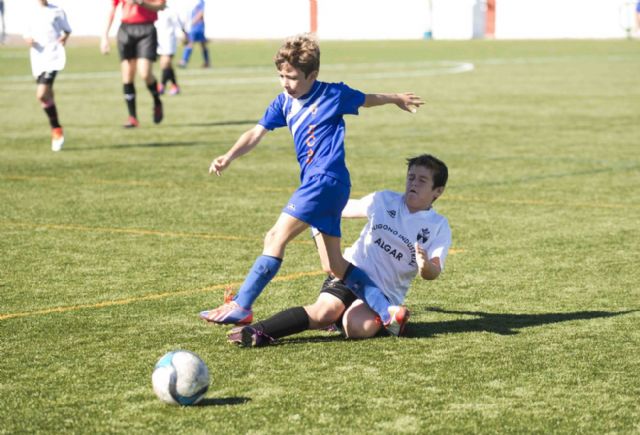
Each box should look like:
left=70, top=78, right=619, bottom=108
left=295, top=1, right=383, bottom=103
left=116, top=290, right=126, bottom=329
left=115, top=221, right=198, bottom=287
left=417, top=228, right=430, bottom=243
left=386, top=210, right=396, bottom=218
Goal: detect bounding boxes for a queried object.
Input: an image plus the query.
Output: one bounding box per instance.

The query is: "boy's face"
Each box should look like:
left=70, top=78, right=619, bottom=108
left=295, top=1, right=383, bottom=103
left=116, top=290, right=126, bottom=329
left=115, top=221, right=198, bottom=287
left=278, top=62, right=318, bottom=99
left=404, top=165, right=444, bottom=213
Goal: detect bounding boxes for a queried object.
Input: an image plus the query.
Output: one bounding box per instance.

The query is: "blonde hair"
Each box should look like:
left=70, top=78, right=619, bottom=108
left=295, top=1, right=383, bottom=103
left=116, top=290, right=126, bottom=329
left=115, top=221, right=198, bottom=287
left=274, top=33, right=320, bottom=78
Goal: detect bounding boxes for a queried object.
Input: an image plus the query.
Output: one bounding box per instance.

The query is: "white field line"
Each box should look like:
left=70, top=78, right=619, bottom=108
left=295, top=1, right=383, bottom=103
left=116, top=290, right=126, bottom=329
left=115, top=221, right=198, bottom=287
left=2, top=61, right=474, bottom=85
left=2, top=51, right=636, bottom=84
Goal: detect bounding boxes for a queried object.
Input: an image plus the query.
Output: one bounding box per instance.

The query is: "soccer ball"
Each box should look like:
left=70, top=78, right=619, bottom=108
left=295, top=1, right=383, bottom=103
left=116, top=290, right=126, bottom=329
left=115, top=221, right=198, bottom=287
left=152, top=350, right=210, bottom=406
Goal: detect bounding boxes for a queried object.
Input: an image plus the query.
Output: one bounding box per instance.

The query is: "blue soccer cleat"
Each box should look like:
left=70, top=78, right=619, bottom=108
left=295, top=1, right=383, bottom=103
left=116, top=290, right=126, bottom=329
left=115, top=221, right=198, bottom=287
left=199, top=301, right=253, bottom=325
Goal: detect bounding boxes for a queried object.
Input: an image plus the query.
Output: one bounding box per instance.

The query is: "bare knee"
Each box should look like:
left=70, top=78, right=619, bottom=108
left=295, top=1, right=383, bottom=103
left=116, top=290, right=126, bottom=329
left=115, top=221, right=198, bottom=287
left=343, top=321, right=379, bottom=339
left=342, top=303, right=381, bottom=339
left=36, top=89, right=51, bottom=104
left=305, top=296, right=344, bottom=329
left=263, top=227, right=287, bottom=255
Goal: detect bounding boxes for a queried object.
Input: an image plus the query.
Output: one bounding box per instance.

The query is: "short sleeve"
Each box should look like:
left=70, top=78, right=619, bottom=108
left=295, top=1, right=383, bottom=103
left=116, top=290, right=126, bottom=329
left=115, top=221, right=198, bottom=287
left=258, top=95, right=287, bottom=131
left=360, top=192, right=378, bottom=218
left=336, top=82, right=365, bottom=116
left=425, top=219, right=451, bottom=271
left=58, top=9, right=72, bottom=34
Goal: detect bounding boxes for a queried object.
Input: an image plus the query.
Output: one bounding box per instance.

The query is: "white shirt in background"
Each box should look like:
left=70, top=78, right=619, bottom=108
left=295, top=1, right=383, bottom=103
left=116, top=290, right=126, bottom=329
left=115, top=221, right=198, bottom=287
left=23, top=3, right=71, bottom=78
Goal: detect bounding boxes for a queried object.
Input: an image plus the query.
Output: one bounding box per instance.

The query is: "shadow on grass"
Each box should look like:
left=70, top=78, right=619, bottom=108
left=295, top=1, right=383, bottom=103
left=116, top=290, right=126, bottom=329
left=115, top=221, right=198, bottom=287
left=242, top=309, right=636, bottom=346
left=65, top=141, right=204, bottom=151
left=274, top=335, right=346, bottom=346
left=196, top=396, right=251, bottom=407
left=406, top=307, right=636, bottom=338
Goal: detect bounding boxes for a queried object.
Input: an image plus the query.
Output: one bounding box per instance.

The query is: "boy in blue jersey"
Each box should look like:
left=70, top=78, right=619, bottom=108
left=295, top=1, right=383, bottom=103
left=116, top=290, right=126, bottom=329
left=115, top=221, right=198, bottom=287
left=199, top=33, right=424, bottom=335
left=178, top=0, right=209, bottom=68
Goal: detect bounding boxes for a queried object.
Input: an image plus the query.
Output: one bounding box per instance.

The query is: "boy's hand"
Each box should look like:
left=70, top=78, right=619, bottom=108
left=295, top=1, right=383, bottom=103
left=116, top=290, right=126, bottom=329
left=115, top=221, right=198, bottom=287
left=415, top=242, right=428, bottom=271
left=396, top=92, right=424, bottom=113
left=209, top=155, right=230, bottom=176
left=100, top=36, right=110, bottom=54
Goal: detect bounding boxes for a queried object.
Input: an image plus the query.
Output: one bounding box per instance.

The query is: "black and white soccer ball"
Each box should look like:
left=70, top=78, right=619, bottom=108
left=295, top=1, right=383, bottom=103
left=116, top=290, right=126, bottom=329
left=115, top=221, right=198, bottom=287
left=152, top=350, right=209, bottom=406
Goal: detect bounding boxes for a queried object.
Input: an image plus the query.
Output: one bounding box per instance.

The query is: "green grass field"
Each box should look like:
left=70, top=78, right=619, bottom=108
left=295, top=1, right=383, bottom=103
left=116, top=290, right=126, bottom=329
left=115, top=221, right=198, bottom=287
left=1, top=38, right=639, bottom=433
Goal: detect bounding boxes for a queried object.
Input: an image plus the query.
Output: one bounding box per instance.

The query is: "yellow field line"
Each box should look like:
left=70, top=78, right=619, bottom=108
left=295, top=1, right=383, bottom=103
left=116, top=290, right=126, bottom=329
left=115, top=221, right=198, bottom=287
left=0, top=221, right=315, bottom=245
left=0, top=270, right=325, bottom=321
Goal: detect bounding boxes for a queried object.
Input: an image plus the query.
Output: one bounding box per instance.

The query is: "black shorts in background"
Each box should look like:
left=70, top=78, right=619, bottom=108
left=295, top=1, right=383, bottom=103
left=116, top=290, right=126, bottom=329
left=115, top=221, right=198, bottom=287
left=36, top=71, right=58, bottom=85
left=117, top=23, right=157, bottom=61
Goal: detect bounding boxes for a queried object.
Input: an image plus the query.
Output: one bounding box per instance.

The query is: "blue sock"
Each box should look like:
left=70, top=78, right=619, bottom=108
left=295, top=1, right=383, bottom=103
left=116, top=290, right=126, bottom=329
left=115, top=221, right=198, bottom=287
left=233, top=255, right=282, bottom=309
left=182, top=47, right=193, bottom=64
left=343, top=264, right=392, bottom=323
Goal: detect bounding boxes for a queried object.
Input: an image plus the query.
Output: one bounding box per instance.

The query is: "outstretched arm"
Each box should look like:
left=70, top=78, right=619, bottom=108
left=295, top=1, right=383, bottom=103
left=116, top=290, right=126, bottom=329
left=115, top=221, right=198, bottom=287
left=362, top=92, right=424, bottom=113
left=341, top=198, right=368, bottom=218
left=209, top=125, right=269, bottom=176
left=415, top=242, right=441, bottom=280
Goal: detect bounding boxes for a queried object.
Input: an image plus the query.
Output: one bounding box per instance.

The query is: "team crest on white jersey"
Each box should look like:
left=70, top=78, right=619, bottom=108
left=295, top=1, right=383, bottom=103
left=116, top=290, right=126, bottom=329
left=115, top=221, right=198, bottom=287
left=417, top=228, right=430, bottom=243
left=386, top=210, right=396, bottom=218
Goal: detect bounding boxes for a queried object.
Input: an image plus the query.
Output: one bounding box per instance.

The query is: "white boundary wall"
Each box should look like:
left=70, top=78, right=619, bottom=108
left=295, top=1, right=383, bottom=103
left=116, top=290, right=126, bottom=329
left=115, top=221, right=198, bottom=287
left=3, top=0, right=633, bottom=40
left=495, top=0, right=635, bottom=39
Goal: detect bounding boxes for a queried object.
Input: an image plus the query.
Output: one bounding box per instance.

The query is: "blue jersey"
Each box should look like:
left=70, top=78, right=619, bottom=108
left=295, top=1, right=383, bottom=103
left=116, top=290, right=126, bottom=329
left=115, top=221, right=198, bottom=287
left=190, top=0, right=205, bottom=34
left=259, top=81, right=365, bottom=186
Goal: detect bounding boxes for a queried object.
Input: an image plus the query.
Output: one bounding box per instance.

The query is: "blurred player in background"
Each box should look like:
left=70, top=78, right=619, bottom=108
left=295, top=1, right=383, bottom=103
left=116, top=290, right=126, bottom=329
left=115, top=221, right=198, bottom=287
left=155, top=0, right=182, bottom=95
left=0, top=0, right=6, bottom=44
left=636, top=0, right=640, bottom=37
left=200, top=34, right=424, bottom=336
left=228, top=154, right=451, bottom=346
left=24, top=0, right=71, bottom=152
left=178, top=0, right=209, bottom=68
left=101, top=0, right=166, bottom=128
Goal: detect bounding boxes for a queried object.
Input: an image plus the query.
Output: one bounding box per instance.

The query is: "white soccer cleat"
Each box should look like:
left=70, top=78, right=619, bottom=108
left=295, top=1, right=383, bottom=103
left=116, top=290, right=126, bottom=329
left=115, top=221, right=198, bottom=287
left=384, top=305, right=410, bottom=337
left=51, top=127, right=64, bottom=152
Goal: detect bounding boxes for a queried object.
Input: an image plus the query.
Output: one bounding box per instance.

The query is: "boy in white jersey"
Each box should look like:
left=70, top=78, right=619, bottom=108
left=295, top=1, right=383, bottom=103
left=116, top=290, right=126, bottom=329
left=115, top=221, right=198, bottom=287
left=227, top=154, right=450, bottom=346
left=155, top=1, right=182, bottom=95
left=199, top=34, right=424, bottom=335
left=23, top=0, right=71, bottom=152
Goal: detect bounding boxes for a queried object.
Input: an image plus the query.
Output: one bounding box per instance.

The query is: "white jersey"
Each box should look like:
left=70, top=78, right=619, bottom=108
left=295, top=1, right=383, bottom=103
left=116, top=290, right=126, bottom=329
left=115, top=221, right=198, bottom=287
left=155, top=6, right=182, bottom=56
left=23, top=3, right=71, bottom=78
left=344, top=190, right=451, bottom=306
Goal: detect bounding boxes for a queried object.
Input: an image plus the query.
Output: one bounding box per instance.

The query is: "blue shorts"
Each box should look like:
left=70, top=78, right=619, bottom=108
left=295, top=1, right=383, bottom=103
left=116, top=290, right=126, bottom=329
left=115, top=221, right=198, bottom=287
left=189, top=28, right=206, bottom=43
left=637, top=1, right=640, bottom=13
left=283, top=173, right=350, bottom=238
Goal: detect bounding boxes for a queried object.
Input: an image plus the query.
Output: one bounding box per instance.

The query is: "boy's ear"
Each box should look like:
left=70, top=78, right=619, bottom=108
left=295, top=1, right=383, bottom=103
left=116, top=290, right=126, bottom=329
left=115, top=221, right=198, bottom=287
left=307, top=70, right=319, bottom=81
left=433, top=186, right=445, bottom=201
